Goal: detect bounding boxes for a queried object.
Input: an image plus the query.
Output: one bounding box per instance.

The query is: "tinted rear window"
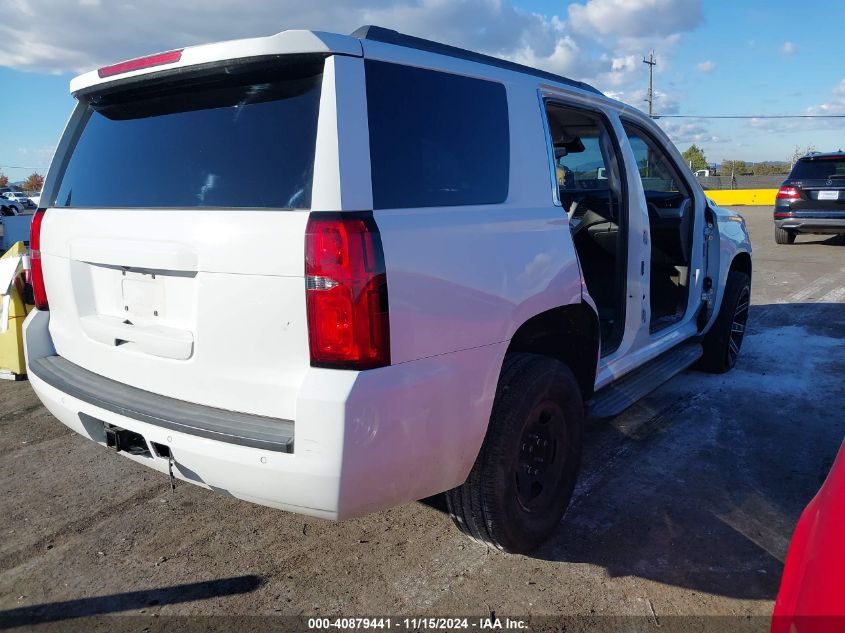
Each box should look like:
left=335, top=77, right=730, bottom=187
left=790, top=158, right=845, bottom=180
left=365, top=61, right=509, bottom=209
left=52, top=62, right=323, bottom=209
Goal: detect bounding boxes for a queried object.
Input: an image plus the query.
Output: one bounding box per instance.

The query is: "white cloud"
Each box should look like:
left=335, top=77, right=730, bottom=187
left=696, top=60, right=715, bottom=72
left=807, top=78, right=845, bottom=116
left=0, top=0, right=386, bottom=74
left=0, top=0, right=563, bottom=74
left=594, top=54, right=641, bottom=87
left=658, top=120, right=721, bottom=144
left=746, top=79, right=845, bottom=133
left=0, top=0, right=712, bottom=137
left=359, top=1, right=576, bottom=72
left=605, top=87, right=680, bottom=116
left=0, top=0, right=704, bottom=95
left=781, top=41, right=797, bottom=55
left=652, top=91, right=681, bottom=115
left=509, top=36, right=583, bottom=77
left=568, top=0, right=702, bottom=39
left=611, top=55, right=639, bottom=73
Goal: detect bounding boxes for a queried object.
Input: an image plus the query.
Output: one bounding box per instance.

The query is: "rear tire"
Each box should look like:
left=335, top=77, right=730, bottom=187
left=698, top=270, right=751, bottom=374
left=445, top=353, right=584, bottom=554
left=775, top=227, right=796, bottom=244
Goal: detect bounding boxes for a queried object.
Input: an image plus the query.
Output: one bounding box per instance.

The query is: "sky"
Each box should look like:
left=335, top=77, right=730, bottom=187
left=1, top=0, right=845, bottom=183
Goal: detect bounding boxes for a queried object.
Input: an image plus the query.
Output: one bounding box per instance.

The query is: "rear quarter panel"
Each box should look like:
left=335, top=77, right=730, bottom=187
left=324, top=52, right=592, bottom=508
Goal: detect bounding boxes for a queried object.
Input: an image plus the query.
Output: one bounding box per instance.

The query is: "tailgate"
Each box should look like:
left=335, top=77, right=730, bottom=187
left=795, top=180, right=845, bottom=210
left=41, top=209, right=309, bottom=420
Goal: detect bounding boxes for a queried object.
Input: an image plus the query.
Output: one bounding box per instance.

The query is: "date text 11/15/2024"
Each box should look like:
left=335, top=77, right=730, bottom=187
left=307, top=617, right=528, bottom=630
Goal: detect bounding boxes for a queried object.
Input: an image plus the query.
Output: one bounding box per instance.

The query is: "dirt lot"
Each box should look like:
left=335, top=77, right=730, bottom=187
left=1, top=207, right=844, bottom=629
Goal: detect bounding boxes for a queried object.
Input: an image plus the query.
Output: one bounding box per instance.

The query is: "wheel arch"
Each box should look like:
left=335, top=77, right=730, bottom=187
left=702, top=248, right=752, bottom=336
left=504, top=302, right=600, bottom=400
left=729, top=250, right=752, bottom=279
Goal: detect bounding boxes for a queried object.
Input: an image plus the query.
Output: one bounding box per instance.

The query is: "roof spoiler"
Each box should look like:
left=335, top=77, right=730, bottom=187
left=70, top=30, right=362, bottom=96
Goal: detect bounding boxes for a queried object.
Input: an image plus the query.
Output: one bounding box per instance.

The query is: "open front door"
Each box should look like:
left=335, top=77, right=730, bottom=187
left=622, top=122, right=699, bottom=334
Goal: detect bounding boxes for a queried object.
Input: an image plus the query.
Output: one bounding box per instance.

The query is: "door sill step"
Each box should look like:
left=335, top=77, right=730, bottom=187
left=588, top=341, right=703, bottom=419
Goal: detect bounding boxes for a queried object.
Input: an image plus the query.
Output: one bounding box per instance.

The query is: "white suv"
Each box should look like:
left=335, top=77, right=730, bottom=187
left=24, top=26, right=752, bottom=553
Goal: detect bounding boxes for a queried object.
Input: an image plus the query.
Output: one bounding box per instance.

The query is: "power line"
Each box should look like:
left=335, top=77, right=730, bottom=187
left=0, top=165, right=48, bottom=170
left=655, top=114, right=845, bottom=119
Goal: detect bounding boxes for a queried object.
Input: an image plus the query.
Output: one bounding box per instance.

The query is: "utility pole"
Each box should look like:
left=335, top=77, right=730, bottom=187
left=643, top=50, right=656, bottom=118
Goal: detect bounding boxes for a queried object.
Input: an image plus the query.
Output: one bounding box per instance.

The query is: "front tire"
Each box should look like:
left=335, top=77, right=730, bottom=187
left=698, top=270, right=751, bottom=373
left=445, top=353, right=584, bottom=554
left=775, top=226, right=796, bottom=244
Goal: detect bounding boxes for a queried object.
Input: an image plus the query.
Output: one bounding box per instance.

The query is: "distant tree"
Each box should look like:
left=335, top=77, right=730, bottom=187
left=0, top=171, right=8, bottom=188
left=791, top=144, right=817, bottom=166
left=682, top=144, right=708, bottom=171
left=751, top=162, right=790, bottom=175
left=22, top=172, right=44, bottom=193
left=721, top=159, right=748, bottom=176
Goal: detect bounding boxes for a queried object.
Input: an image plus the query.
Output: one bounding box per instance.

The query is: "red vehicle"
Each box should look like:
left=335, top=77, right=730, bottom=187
left=772, top=438, right=845, bottom=632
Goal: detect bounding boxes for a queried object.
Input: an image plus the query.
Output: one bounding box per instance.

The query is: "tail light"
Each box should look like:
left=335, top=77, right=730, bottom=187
left=30, top=208, right=49, bottom=310
left=777, top=186, right=801, bottom=200
left=305, top=212, right=390, bottom=370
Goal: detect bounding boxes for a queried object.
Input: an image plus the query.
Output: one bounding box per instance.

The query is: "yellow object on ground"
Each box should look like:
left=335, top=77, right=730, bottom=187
left=706, top=189, right=778, bottom=206
left=0, top=242, right=31, bottom=379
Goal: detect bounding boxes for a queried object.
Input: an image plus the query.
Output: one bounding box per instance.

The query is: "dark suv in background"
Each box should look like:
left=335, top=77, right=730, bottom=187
left=774, top=151, right=845, bottom=244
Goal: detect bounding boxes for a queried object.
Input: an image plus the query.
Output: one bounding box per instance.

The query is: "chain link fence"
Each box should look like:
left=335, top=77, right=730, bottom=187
left=696, top=175, right=786, bottom=190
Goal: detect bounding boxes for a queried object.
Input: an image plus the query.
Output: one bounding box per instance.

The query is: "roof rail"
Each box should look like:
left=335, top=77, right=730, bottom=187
left=351, top=25, right=603, bottom=96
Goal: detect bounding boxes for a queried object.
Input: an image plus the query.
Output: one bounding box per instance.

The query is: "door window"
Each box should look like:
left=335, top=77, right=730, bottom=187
left=625, top=131, right=686, bottom=194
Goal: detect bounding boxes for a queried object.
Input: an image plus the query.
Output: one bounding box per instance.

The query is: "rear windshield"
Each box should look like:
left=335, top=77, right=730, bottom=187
left=51, top=62, right=323, bottom=209
left=790, top=157, right=845, bottom=180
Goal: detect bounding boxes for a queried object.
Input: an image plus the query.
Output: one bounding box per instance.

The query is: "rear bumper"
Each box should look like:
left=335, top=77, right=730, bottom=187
left=24, top=309, right=501, bottom=520
left=775, top=211, right=845, bottom=234
left=28, top=368, right=341, bottom=517
left=29, top=355, right=295, bottom=453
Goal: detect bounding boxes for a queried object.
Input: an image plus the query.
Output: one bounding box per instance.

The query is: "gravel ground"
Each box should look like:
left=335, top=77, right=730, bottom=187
left=1, top=207, right=843, bottom=630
